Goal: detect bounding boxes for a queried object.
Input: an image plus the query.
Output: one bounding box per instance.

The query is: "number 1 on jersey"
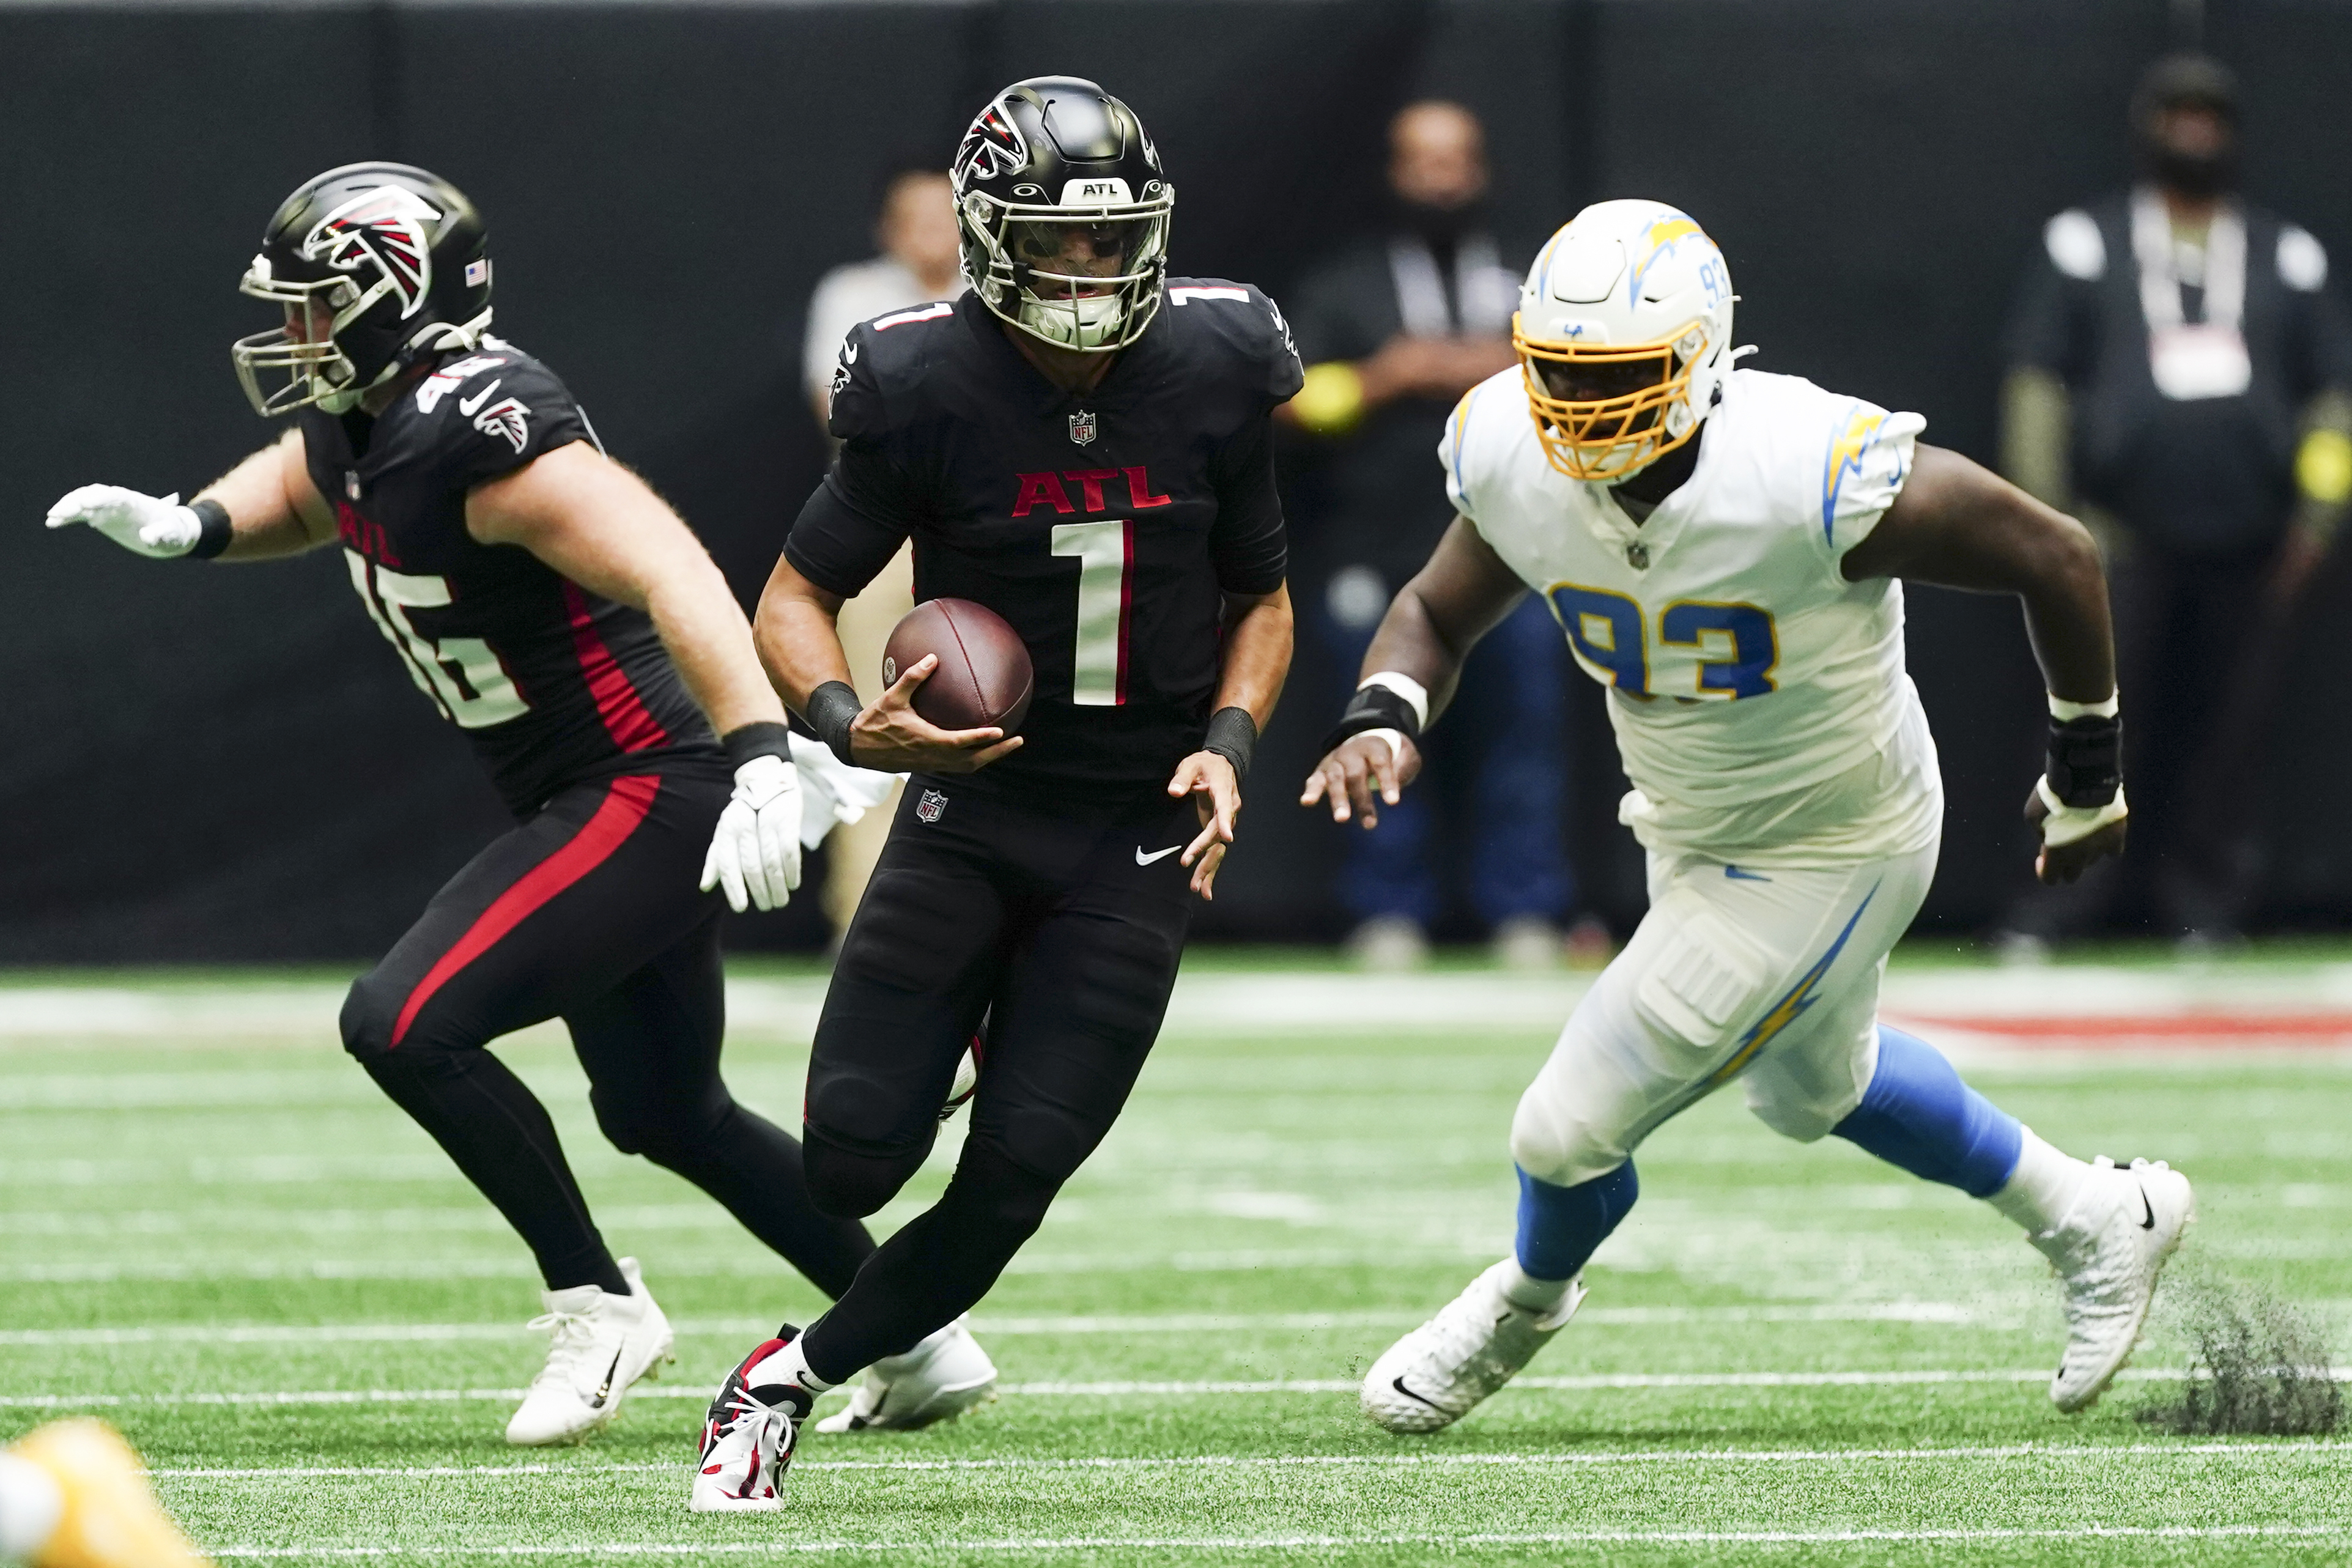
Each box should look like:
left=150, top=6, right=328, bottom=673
left=1051, top=519, right=1133, bottom=706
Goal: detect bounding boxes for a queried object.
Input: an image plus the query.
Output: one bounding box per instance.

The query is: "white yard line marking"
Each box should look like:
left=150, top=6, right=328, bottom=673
left=0, top=1249, right=1513, bottom=1284
left=202, top=1523, right=2352, bottom=1558
left=153, top=1440, right=2352, bottom=1479
left=23, top=1366, right=2346, bottom=1409
left=0, top=1301, right=2028, bottom=1348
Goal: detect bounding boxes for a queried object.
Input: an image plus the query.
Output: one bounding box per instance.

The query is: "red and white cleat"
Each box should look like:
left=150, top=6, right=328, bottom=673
left=689, top=1333, right=815, bottom=1514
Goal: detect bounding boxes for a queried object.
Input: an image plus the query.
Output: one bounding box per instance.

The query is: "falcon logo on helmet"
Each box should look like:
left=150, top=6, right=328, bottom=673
left=955, top=107, right=1030, bottom=188
left=1512, top=199, right=1742, bottom=483
left=951, top=76, right=1174, bottom=355
left=303, top=187, right=444, bottom=319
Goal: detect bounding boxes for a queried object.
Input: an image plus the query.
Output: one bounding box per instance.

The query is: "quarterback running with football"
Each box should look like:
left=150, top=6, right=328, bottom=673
left=1305, top=201, right=2189, bottom=1432
left=42, top=162, right=989, bottom=1448
left=691, top=76, right=1298, bottom=1509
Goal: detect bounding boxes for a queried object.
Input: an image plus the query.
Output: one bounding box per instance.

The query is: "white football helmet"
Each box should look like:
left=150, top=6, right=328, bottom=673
left=1512, top=199, right=1736, bottom=482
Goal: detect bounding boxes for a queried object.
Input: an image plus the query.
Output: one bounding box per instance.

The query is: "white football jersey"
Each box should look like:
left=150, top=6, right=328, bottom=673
left=1441, top=366, right=1942, bottom=865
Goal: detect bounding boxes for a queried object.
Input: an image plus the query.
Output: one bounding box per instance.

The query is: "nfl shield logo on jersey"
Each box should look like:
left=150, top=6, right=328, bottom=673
left=1068, top=409, right=1098, bottom=446
left=917, top=788, right=948, bottom=824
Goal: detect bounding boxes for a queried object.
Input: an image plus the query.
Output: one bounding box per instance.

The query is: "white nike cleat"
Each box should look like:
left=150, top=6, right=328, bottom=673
left=1361, top=1259, right=1586, bottom=1434
left=815, top=1317, right=999, bottom=1433
left=2032, top=1155, right=2196, bottom=1413
left=690, top=1333, right=814, bottom=1513
left=505, top=1257, right=675, bottom=1447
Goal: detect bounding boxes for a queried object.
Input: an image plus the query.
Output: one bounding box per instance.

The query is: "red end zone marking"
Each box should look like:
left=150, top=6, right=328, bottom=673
left=1889, top=1011, right=2352, bottom=1047
left=391, top=775, right=661, bottom=1047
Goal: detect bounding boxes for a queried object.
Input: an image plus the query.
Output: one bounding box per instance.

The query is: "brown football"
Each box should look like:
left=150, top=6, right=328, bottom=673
left=881, top=597, right=1035, bottom=735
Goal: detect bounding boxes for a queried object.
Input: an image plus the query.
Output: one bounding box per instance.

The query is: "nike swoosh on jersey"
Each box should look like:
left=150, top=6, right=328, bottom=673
left=1725, top=865, right=1773, bottom=882
left=2139, top=1189, right=2156, bottom=1229
left=457, top=379, right=503, bottom=417
left=1135, top=845, right=1183, bottom=866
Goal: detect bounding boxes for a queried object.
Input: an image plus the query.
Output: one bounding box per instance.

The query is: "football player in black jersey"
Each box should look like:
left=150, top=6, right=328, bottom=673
left=44, top=163, right=996, bottom=1448
left=691, top=77, right=1300, bottom=1510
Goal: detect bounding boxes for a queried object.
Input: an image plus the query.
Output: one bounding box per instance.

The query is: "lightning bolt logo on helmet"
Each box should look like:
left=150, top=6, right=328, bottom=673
left=303, top=187, right=444, bottom=319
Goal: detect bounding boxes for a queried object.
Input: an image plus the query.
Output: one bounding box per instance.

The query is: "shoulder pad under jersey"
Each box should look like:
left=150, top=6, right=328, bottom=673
left=1163, top=278, right=1305, bottom=404
left=827, top=298, right=961, bottom=442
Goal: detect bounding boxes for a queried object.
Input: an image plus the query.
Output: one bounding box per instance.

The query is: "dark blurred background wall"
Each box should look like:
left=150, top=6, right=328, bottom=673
left=4, top=0, right=2346, bottom=960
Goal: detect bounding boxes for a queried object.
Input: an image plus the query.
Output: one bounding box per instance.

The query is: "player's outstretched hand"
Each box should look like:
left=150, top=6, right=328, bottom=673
left=45, top=484, right=201, bottom=558
left=2024, top=780, right=2128, bottom=886
left=848, top=654, right=1024, bottom=775
left=1167, top=750, right=1240, bottom=900
left=701, top=753, right=804, bottom=912
left=1300, top=733, right=1422, bottom=830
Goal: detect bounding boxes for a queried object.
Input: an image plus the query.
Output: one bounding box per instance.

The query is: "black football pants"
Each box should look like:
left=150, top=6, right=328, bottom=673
left=796, top=777, right=1197, bottom=1382
left=339, top=756, right=873, bottom=1298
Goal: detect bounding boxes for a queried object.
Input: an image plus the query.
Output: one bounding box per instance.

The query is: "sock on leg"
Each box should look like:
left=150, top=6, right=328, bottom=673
left=0, top=1449, right=65, bottom=1562
left=744, top=1336, right=834, bottom=1399
left=1987, top=1126, right=2095, bottom=1236
left=1510, top=1161, right=1638, bottom=1311
left=1832, top=1027, right=2024, bottom=1197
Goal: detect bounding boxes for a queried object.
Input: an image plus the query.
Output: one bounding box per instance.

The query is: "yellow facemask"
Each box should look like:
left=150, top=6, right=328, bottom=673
left=1514, top=314, right=1710, bottom=483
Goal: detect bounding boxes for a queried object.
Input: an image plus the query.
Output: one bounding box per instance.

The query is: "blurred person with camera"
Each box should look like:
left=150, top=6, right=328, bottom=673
left=799, top=163, right=969, bottom=944
left=1283, top=100, right=1591, bottom=972
left=1995, top=54, right=2352, bottom=956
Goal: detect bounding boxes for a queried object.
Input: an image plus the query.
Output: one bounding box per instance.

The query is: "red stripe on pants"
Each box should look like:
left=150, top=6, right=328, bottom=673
left=563, top=581, right=670, bottom=752
left=390, top=774, right=663, bottom=1048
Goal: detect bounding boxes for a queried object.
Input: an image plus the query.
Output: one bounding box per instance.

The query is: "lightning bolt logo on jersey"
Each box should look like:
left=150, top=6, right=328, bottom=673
left=1441, top=364, right=1937, bottom=867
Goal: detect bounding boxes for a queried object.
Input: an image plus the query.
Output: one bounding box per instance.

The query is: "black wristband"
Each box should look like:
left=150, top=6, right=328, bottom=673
left=1202, top=706, right=1258, bottom=781
left=187, top=497, right=234, bottom=560
left=1317, top=682, right=1422, bottom=760
left=2046, top=713, right=2122, bottom=808
left=804, top=681, right=864, bottom=769
left=719, top=720, right=793, bottom=772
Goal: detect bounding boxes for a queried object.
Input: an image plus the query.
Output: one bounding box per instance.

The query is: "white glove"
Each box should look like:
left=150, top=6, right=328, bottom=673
left=45, top=484, right=202, bottom=558
left=786, top=731, right=903, bottom=849
left=700, top=753, right=804, bottom=912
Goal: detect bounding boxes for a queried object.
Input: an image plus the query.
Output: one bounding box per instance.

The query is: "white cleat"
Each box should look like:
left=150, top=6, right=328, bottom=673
left=504, top=1257, right=675, bottom=1447
left=690, top=1334, right=813, bottom=1514
left=815, top=1317, right=999, bottom=1433
left=1361, top=1259, right=1586, bottom=1434
left=2033, top=1156, right=2196, bottom=1413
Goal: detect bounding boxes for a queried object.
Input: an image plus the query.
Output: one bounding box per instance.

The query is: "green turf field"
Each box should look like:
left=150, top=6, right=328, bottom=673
left=1, top=958, right=2347, bottom=1564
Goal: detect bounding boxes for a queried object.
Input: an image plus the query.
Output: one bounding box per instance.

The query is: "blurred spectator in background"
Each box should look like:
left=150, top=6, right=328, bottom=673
left=798, top=164, right=965, bottom=943
left=1284, top=101, right=1592, bottom=971
left=1996, top=54, right=2352, bottom=956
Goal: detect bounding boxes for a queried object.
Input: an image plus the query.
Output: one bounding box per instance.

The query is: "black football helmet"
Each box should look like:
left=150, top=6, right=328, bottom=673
left=231, top=162, right=494, bottom=416
left=952, top=76, right=1172, bottom=353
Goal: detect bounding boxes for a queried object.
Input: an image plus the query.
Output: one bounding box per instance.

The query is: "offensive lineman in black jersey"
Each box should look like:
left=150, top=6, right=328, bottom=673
left=691, top=77, right=1301, bottom=1509
left=44, top=163, right=997, bottom=1448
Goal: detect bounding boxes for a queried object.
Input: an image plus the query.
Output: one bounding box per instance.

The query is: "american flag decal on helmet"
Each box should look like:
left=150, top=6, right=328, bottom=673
left=303, top=187, right=443, bottom=319
left=954, top=105, right=1028, bottom=188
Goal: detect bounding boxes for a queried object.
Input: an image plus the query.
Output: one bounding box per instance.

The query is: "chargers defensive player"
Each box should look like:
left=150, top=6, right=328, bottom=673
left=1303, top=201, right=2190, bottom=1432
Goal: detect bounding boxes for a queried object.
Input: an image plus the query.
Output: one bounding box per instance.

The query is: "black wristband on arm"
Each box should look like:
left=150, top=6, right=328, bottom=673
left=804, top=681, right=864, bottom=769
left=1317, top=683, right=1423, bottom=761
left=2045, top=714, right=2123, bottom=807
left=187, top=497, right=234, bottom=561
left=719, top=720, right=793, bottom=772
left=1202, top=706, right=1258, bottom=781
